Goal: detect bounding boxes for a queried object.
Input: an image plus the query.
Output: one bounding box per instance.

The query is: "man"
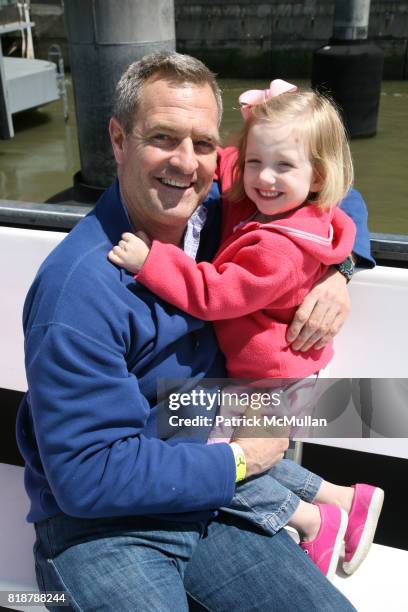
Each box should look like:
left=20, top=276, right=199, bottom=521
left=17, top=52, right=372, bottom=611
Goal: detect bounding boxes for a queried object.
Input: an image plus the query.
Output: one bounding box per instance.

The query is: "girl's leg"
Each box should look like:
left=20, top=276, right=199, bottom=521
left=267, top=457, right=323, bottom=503
left=272, top=461, right=384, bottom=577
left=221, top=472, right=302, bottom=535
left=313, top=480, right=355, bottom=512
left=222, top=458, right=334, bottom=538
left=223, top=464, right=330, bottom=541
left=287, top=499, right=321, bottom=541
left=221, top=471, right=348, bottom=580
left=266, top=460, right=349, bottom=580
left=268, top=458, right=357, bottom=514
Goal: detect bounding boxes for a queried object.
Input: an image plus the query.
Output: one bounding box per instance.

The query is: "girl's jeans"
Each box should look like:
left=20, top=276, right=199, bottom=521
left=222, top=459, right=322, bottom=534
left=215, top=374, right=323, bottom=533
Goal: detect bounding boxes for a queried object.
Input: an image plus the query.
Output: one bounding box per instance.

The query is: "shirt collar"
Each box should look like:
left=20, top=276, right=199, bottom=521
left=182, top=204, right=208, bottom=259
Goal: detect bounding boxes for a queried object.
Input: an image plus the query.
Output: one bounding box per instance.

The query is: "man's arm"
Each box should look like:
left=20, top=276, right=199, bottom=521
left=339, top=187, right=375, bottom=268
left=22, top=273, right=237, bottom=518
left=23, top=266, right=290, bottom=518
left=287, top=188, right=374, bottom=351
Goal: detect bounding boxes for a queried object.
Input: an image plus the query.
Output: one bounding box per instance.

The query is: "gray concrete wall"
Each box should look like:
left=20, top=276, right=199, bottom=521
left=175, top=0, right=408, bottom=78
left=4, top=1, right=407, bottom=78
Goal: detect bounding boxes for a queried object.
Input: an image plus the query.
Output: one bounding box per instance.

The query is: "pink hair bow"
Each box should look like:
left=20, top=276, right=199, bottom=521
left=238, top=79, right=298, bottom=120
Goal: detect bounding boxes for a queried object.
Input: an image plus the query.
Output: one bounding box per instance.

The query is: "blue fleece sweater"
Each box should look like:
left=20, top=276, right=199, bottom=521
left=16, top=181, right=236, bottom=523
left=339, top=188, right=375, bottom=268
left=16, top=180, right=373, bottom=523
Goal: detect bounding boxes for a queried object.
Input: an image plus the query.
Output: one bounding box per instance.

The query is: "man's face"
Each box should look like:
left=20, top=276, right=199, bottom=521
left=110, top=77, right=220, bottom=238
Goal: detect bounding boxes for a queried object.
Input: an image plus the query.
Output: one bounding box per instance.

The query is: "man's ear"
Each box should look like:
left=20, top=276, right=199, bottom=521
left=109, top=117, right=126, bottom=165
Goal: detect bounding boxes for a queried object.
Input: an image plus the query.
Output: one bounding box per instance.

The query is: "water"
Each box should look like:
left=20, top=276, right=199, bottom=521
left=221, top=80, right=408, bottom=235
left=0, top=78, right=407, bottom=235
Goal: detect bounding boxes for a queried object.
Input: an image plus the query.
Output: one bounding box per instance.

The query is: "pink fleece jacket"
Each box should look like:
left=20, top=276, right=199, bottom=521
left=136, top=148, right=356, bottom=379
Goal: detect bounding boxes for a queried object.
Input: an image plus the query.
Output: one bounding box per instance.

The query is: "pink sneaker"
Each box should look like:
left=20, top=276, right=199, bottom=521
left=343, top=484, right=384, bottom=575
left=300, top=504, right=348, bottom=580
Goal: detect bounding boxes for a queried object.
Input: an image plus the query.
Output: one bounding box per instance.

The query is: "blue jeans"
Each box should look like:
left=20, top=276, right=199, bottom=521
left=34, top=512, right=356, bottom=611
left=223, top=458, right=322, bottom=534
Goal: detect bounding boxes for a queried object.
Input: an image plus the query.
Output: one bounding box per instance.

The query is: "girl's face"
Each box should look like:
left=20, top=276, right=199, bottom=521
left=243, top=119, right=321, bottom=218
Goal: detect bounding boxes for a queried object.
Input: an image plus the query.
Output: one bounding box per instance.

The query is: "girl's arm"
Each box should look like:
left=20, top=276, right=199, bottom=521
left=108, top=230, right=302, bottom=320
left=136, top=237, right=301, bottom=321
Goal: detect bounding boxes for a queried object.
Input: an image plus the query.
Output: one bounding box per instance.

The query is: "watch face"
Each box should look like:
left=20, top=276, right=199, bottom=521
left=341, top=256, right=355, bottom=278
left=337, top=256, right=355, bottom=281
left=344, top=258, right=354, bottom=272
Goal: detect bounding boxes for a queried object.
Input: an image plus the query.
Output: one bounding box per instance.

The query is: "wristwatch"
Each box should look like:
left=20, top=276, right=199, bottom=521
left=335, top=255, right=356, bottom=283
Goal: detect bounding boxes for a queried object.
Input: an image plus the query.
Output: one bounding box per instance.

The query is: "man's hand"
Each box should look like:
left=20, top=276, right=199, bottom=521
left=232, top=437, right=289, bottom=479
left=108, top=231, right=151, bottom=274
left=286, top=267, right=351, bottom=352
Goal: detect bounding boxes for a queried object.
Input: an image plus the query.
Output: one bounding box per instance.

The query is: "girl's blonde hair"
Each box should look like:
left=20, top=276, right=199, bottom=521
left=228, top=90, right=354, bottom=209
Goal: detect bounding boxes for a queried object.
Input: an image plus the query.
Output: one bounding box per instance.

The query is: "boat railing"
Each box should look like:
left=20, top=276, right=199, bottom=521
left=1, top=199, right=408, bottom=264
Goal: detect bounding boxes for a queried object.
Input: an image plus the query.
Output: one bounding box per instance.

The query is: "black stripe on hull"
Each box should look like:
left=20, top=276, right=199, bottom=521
left=0, top=388, right=24, bottom=467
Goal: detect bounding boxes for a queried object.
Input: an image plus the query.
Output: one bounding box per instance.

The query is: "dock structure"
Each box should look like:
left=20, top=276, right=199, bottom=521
left=0, top=8, right=60, bottom=139
left=64, top=0, right=176, bottom=194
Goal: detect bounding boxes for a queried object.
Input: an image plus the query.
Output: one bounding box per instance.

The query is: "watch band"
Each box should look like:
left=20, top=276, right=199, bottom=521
left=229, top=442, right=247, bottom=482
left=335, top=254, right=355, bottom=283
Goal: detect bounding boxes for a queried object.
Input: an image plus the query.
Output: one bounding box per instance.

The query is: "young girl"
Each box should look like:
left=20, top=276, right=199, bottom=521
left=108, top=83, right=384, bottom=580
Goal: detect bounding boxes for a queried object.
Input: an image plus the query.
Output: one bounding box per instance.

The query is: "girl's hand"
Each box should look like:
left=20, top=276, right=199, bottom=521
left=108, top=231, right=151, bottom=274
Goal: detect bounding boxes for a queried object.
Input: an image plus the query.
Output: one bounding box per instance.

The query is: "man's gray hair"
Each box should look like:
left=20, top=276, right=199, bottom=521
left=113, top=51, right=223, bottom=134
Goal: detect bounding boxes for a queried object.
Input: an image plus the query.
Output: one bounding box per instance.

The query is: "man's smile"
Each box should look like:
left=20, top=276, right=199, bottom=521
left=157, top=177, right=195, bottom=190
